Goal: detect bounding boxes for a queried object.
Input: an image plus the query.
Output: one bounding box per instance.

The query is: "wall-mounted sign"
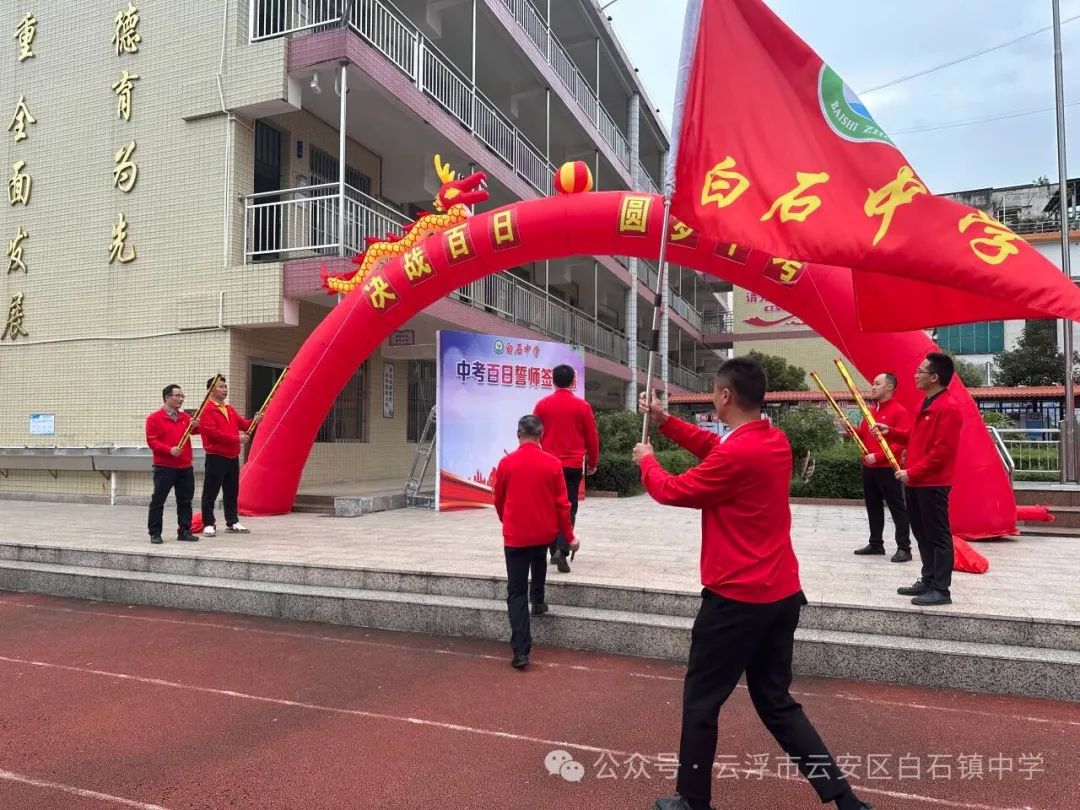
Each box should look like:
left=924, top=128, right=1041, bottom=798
left=388, top=329, right=415, bottom=347
left=29, top=412, right=54, bottom=436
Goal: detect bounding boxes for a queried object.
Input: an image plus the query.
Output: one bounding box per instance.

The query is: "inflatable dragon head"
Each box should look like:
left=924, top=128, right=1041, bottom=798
left=433, top=154, right=488, bottom=212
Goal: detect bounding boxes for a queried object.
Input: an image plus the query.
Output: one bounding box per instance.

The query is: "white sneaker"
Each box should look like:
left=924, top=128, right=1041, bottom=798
left=227, top=522, right=249, bottom=533
left=202, top=525, right=216, bottom=537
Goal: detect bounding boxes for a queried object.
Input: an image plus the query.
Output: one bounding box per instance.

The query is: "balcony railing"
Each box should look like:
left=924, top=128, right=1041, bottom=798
left=250, top=0, right=555, bottom=196
left=634, top=260, right=703, bottom=331
left=244, top=185, right=629, bottom=362
left=702, top=310, right=735, bottom=334
left=495, top=0, right=630, bottom=168
left=670, top=361, right=708, bottom=393
left=451, top=275, right=627, bottom=362
left=634, top=345, right=710, bottom=393
left=243, top=183, right=410, bottom=261
left=637, top=161, right=660, bottom=195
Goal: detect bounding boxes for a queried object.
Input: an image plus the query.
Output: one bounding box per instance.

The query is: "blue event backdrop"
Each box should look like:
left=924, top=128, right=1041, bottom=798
left=435, top=330, right=585, bottom=511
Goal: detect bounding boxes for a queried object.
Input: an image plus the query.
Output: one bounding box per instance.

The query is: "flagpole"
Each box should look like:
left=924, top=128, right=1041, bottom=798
left=641, top=194, right=672, bottom=443
left=1053, top=0, right=1076, bottom=482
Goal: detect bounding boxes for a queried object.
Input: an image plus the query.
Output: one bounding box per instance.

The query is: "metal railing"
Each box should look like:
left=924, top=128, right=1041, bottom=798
left=633, top=345, right=708, bottom=392
left=243, top=183, right=410, bottom=261
left=450, top=274, right=627, bottom=362
left=249, top=0, right=556, bottom=196
left=670, top=361, right=708, bottom=393
left=250, top=0, right=346, bottom=39
left=702, top=310, right=735, bottom=334
left=244, top=185, right=629, bottom=362
left=495, top=0, right=630, bottom=168
left=634, top=260, right=703, bottom=331
left=987, top=427, right=1017, bottom=480
left=637, top=161, right=660, bottom=195
left=994, top=428, right=1060, bottom=481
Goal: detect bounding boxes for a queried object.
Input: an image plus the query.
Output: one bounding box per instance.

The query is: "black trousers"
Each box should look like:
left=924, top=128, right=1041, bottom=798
left=550, top=466, right=582, bottom=557
left=861, top=466, right=911, bottom=550
left=905, top=486, right=954, bottom=596
left=677, top=590, right=850, bottom=806
left=201, top=453, right=240, bottom=527
left=504, top=544, right=549, bottom=657
left=148, top=465, right=195, bottom=538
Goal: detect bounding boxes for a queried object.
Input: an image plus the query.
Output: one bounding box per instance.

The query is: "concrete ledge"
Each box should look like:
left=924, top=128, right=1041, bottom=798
left=0, top=557, right=1077, bottom=701
left=1, top=543, right=1076, bottom=652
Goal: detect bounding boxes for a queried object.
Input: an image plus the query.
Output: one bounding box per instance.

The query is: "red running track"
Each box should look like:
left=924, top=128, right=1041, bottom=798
left=0, top=591, right=1076, bottom=810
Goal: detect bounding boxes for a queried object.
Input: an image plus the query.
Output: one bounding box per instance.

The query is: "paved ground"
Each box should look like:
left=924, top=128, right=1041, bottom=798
left=0, top=591, right=1076, bottom=810
left=3, top=496, right=1079, bottom=622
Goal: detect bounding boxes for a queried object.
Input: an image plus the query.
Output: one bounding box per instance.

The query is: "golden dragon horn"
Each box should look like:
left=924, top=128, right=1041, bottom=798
left=434, top=154, right=457, bottom=183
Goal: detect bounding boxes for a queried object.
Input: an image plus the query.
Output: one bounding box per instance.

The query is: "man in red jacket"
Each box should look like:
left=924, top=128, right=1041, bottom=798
left=145, top=385, right=201, bottom=545
left=634, top=357, right=869, bottom=810
left=532, top=364, right=599, bottom=573
left=877, top=352, right=964, bottom=607
left=198, top=376, right=261, bottom=537
left=493, top=414, right=579, bottom=670
left=853, top=372, right=912, bottom=562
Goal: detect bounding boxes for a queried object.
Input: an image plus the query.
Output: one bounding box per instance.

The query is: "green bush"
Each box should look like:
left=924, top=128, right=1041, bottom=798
left=1014, top=470, right=1059, bottom=482
left=653, top=449, right=699, bottom=475
left=778, top=405, right=839, bottom=468
left=589, top=454, right=642, bottom=496
left=793, top=442, right=863, bottom=499
left=981, top=411, right=1015, bottom=429
left=595, top=409, right=677, bottom=454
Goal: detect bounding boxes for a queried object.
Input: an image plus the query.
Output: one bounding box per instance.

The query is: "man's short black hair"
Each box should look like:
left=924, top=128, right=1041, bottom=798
left=715, top=356, right=767, bottom=409
left=518, top=414, right=544, bottom=438
left=925, top=352, right=954, bottom=387
left=162, top=384, right=182, bottom=401
left=552, top=365, right=575, bottom=389
left=882, top=372, right=898, bottom=388
left=207, top=376, right=226, bottom=390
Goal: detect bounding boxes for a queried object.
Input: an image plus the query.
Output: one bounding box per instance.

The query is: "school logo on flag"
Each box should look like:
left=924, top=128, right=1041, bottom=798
left=817, top=65, right=892, bottom=145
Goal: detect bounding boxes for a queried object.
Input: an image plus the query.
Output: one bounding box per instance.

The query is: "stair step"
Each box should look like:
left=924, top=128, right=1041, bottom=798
left=0, top=543, right=1076, bottom=651
left=1019, top=525, right=1080, bottom=537
left=0, top=558, right=1076, bottom=701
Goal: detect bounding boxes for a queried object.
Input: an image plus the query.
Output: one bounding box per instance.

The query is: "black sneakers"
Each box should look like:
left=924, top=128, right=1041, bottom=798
left=176, top=530, right=199, bottom=542
left=853, top=544, right=886, bottom=556
left=891, top=549, right=913, bottom=563
left=149, top=535, right=163, bottom=545
left=531, top=603, right=549, bottom=616
left=897, top=579, right=930, bottom=596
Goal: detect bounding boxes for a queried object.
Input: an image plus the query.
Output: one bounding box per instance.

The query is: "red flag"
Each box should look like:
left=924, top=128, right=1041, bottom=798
left=669, top=0, right=1080, bottom=332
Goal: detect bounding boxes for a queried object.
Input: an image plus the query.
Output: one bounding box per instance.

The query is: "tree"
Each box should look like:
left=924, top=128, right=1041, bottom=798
left=777, top=405, right=838, bottom=468
left=1034, top=174, right=1051, bottom=186
left=747, top=350, right=809, bottom=391
left=993, top=320, right=1069, bottom=386
left=951, top=356, right=987, bottom=388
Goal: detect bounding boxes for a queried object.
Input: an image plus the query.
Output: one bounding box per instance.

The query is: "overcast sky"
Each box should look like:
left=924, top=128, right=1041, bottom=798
left=608, top=0, right=1080, bottom=193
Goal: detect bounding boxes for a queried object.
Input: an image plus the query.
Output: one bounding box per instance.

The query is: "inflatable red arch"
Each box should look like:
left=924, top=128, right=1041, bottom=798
left=238, top=190, right=1017, bottom=540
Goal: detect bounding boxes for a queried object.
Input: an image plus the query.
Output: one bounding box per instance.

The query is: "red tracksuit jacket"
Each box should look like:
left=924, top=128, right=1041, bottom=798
left=639, top=416, right=801, bottom=604
left=198, top=403, right=252, bottom=459
left=856, top=398, right=909, bottom=469
left=493, top=442, right=575, bottom=548
left=888, top=388, right=963, bottom=488
left=145, top=408, right=197, bottom=468
left=533, top=388, right=600, bottom=470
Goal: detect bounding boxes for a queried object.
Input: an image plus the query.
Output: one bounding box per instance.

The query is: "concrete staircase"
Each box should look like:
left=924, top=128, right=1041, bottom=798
left=1014, top=484, right=1080, bottom=536
left=0, top=542, right=1075, bottom=701
left=291, top=492, right=435, bottom=517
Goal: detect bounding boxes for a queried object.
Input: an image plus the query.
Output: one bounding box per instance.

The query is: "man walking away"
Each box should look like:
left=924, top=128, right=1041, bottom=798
left=533, top=364, right=599, bottom=573
left=493, top=415, right=579, bottom=669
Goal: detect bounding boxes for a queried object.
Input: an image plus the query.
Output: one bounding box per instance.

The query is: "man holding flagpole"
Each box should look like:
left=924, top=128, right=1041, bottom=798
left=634, top=358, right=870, bottom=810
left=853, top=372, right=912, bottom=562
